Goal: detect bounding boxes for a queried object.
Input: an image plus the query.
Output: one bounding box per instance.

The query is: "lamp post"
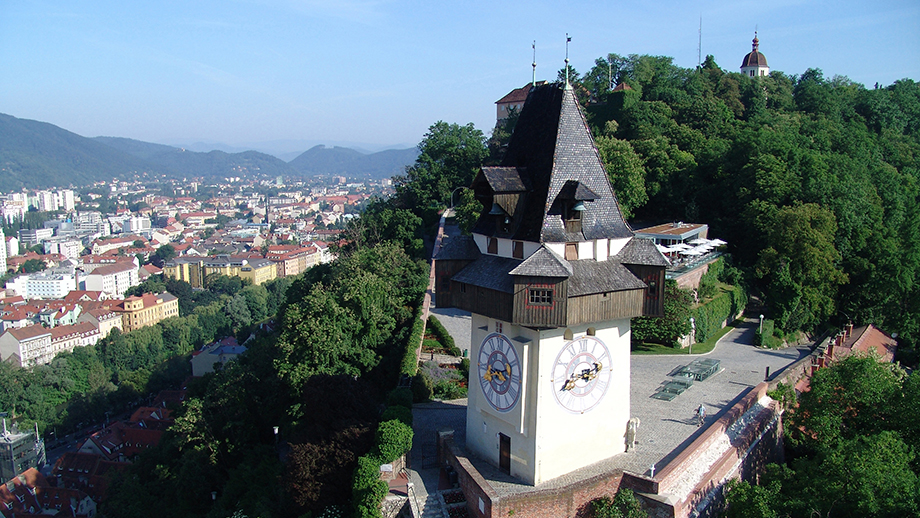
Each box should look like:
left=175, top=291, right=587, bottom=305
left=759, top=314, right=764, bottom=334
left=688, top=317, right=695, bottom=354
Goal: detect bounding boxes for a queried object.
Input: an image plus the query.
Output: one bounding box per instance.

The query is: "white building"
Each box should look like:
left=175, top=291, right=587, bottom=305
left=57, top=189, right=75, bottom=211
left=5, top=234, right=18, bottom=258
left=0, top=229, right=6, bottom=274
left=17, top=228, right=54, bottom=247
left=5, top=267, right=78, bottom=300
left=125, top=216, right=152, bottom=237
left=0, top=325, right=53, bottom=368
left=82, top=262, right=139, bottom=297
left=33, top=191, right=56, bottom=212
left=43, top=238, right=84, bottom=259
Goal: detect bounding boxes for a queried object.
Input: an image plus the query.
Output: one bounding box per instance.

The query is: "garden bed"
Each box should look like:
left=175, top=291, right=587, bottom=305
left=438, top=490, right=468, bottom=518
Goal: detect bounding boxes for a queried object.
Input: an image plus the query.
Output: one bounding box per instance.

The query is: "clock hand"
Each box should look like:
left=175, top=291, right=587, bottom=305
left=483, top=365, right=493, bottom=382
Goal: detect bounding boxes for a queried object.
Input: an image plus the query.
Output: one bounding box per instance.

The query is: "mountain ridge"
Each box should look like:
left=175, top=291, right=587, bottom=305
left=0, top=113, right=418, bottom=190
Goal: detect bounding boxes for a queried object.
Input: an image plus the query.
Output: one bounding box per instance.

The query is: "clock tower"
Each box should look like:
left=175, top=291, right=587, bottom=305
left=436, top=81, right=668, bottom=485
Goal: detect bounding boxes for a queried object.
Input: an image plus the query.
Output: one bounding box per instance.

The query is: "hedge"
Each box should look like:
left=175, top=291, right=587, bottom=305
left=400, top=309, right=426, bottom=376
left=426, top=315, right=456, bottom=351
left=754, top=319, right=783, bottom=349
left=690, top=283, right=748, bottom=343
left=352, top=454, right=388, bottom=518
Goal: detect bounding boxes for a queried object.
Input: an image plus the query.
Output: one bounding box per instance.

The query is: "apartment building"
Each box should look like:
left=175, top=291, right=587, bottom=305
left=113, top=292, right=179, bottom=332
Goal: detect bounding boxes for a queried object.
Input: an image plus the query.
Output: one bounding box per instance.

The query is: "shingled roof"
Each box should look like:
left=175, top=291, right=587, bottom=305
left=509, top=246, right=572, bottom=277
left=619, top=237, right=670, bottom=267
left=435, top=235, right=482, bottom=261
left=452, top=255, right=520, bottom=294
left=473, top=82, right=633, bottom=243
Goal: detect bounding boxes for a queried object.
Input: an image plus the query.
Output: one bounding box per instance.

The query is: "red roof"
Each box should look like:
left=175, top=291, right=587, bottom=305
left=836, top=324, right=897, bottom=362
left=496, top=84, right=532, bottom=104
left=65, top=291, right=106, bottom=302
left=4, top=325, right=51, bottom=341
left=87, top=263, right=136, bottom=276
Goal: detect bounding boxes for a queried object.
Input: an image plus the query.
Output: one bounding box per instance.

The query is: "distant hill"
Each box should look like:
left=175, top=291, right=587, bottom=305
left=145, top=149, right=299, bottom=179
left=94, top=136, right=297, bottom=178
left=93, top=136, right=179, bottom=160
left=288, top=145, right=418, bottom=179
left=0, top=114, right=157, bottom=191
left=0, top=113, right=419, bottom=190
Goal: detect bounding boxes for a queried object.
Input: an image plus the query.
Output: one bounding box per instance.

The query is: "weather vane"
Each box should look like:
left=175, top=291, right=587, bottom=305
left=565, top=34, right=571, bottom=85
left=532, top=40, right=537, bottom=87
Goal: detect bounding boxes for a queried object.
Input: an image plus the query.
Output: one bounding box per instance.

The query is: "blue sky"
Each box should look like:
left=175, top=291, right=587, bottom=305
left=1, top=0, right=918, bottom=153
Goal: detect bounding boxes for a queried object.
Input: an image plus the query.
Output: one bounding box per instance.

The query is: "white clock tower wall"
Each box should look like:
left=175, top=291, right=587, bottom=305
left=466, top=314, right=542, bottom=482
left=465, top=313, right=632, bottom=486
left=532, top=320, right=631, bottom=484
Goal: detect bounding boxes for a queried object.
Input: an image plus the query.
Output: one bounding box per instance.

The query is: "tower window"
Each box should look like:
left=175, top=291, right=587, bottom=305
left=513, top=241, right=524, bottom=259
left=528, top=288, right=553, bottom=306
left=488, top=237, right=498, bottom=255
left=565, top=243, right=578, bottom=261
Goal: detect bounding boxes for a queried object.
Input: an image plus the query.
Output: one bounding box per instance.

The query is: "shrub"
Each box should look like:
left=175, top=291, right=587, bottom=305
left=386, top=387, right=413, bottom=409
left=352, top=454, right=387, bottom=518
left=433, top=379, right=467, bottom=400
left=426, top=315, right=456, bottom=350
left=459, top=358, right=470, bottom=380
left=412, top=371, right=432, bottom=403
left=375, top=419, right=413, bottom=462
left=381, top=405, right=413, bottom=427
left=754, top=319, right=782, bottom=348
left=590, top=488, right=646, bottom=518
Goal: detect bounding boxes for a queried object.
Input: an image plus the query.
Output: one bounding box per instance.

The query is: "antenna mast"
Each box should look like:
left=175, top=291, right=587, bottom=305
left=564, top=34, right=572, bottom=86
left=608, top=56, right=613, bottom=91
left=532, top=41, right=537, bottom=87
left=698, top=15, right=702, bottom=72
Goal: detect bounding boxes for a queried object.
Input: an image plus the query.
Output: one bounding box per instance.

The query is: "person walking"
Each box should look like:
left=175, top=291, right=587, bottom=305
left=696, top=404, right=706, bottom=427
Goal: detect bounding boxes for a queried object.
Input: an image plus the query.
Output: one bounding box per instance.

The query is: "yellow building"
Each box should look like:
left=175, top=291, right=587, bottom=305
left=115, top=291, right=180, bottom=332
left=164, top=256, right=277, bottom=288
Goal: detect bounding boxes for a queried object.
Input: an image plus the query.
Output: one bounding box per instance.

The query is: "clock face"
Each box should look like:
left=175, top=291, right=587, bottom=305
left=550, top=336, right=612, bottom=414
left=477, top=333, right=522, bottom=412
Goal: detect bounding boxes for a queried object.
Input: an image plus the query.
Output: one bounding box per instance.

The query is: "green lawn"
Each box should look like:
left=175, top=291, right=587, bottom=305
left=631, top=320, right=741, bottom=356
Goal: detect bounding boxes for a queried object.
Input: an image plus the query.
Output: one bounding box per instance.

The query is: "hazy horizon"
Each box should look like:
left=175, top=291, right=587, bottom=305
left=2, top=0, right=917, bottom=149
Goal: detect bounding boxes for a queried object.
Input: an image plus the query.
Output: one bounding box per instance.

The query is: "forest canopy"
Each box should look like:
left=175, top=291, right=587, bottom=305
left=566, top=53, right=919, bottom=347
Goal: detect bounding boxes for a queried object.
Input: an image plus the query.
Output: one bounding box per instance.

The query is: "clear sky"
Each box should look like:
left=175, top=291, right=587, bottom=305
left=2, top=0, right=918, bottom=153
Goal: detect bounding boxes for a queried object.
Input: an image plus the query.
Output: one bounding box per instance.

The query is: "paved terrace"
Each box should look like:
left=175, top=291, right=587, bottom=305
left=409, top=310, right=811, bottom=510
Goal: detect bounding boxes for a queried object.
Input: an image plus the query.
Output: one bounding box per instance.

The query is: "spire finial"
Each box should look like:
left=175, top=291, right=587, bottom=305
left=532, top=41, right=537, bottom=87
left=564, top=33, right=572, bottom=89
left=753, top=28, right=759, bottom=51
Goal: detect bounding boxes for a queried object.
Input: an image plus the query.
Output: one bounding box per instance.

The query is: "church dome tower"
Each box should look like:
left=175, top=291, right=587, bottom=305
left=740, top=32, right=769, bottom=78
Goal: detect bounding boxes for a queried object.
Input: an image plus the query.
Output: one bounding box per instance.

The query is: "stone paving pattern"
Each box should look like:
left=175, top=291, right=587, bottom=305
left=410, top=307, right=811, bottom=506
